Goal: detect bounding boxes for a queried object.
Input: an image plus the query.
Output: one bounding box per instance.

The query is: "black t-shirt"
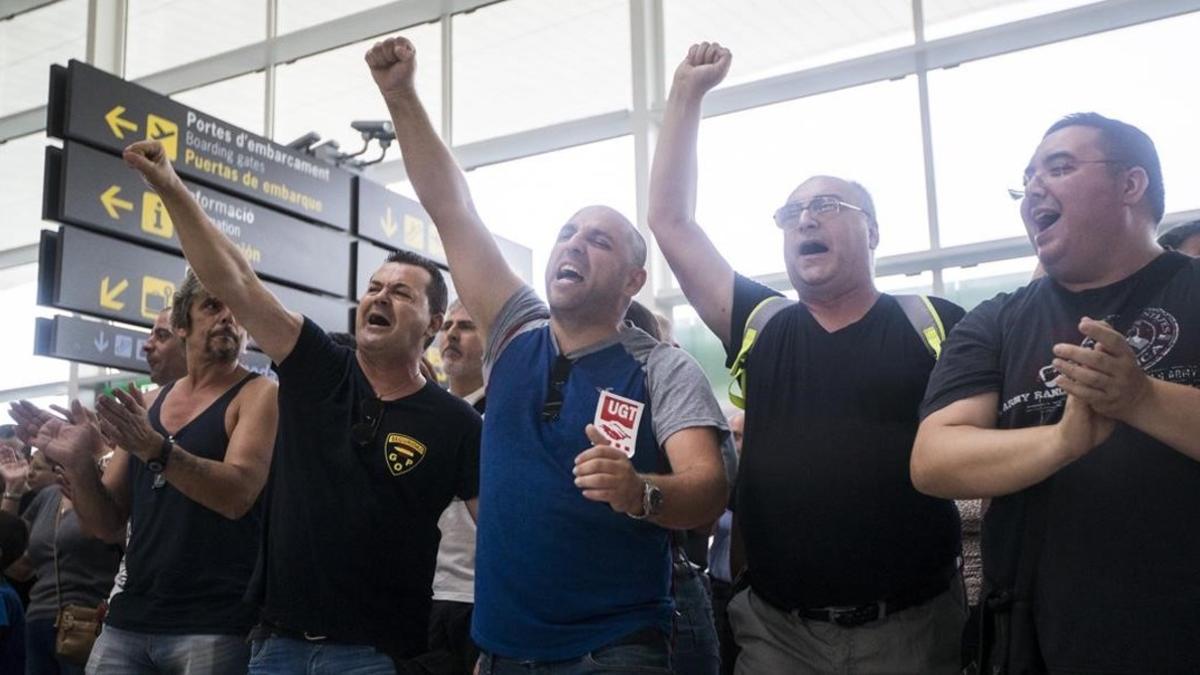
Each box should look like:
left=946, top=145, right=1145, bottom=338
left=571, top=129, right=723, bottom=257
left=921, top=252, right=1200, bottom=673
left=727, top=274, right=965, bottom=608
left=258, top=318, right=481, bottom=658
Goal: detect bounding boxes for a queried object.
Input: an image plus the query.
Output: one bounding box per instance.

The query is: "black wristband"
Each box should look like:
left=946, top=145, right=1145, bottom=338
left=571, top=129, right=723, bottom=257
left=146, top=435, right=173, bottom=474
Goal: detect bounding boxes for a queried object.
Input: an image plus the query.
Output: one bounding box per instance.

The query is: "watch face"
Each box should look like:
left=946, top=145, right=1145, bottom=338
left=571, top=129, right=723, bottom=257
left=647, top=484, right=664, bottom=513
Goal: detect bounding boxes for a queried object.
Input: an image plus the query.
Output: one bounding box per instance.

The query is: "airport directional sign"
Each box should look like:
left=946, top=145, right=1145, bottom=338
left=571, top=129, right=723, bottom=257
left=48, top=59, right=353, bottom=230
left=46, top=141, right=351, bottom=297
left=355, top=178, right=446, bottom=264
left=35, top=314, right=274, bottom=376
left=41, top=227, right=352, bottom=332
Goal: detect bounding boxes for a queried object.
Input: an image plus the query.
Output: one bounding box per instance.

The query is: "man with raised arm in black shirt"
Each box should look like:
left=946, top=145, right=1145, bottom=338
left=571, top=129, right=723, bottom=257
left=118, top=138, right=482, bottom=674
left=914, top=113, right=1200, bottom=673
left=648, top=43, right=968, bottom=674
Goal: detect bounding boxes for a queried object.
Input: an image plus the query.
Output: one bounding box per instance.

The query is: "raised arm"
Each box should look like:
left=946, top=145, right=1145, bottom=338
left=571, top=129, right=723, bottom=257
left=122, top=142, right=302, bottom=364
left=647, top=43, right=737, bottom=345
left=95, top=380, right=277, bottom=520
left=911, top=391, right=1115, bottom=499
left=366, top=36, right=521, bottom=338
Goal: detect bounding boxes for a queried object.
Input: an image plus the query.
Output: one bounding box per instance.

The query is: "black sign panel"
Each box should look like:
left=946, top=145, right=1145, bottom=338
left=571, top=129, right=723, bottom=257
left=35, top=314, right=274, bottom=376
left=355, top=178, right=446, bottom=264
left=51, top=60, right=353, bottom=230
left=47, top=142, right=351, bottom=297
left=44, top=227, right=351, bottom=332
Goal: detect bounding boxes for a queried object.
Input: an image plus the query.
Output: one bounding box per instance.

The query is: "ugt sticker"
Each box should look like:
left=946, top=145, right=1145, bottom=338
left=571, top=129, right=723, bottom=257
left=593, top=390, right=645, bottom=458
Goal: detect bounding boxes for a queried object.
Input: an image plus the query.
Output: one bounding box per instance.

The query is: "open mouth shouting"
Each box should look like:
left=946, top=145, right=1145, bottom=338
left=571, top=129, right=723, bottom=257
left=553, top=262, right=586, bottom=286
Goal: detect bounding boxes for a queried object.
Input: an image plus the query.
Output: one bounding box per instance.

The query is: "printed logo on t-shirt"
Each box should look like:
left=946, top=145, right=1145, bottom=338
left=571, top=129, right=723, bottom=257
left=1003, top=308, right=1185, bottom=423
left=384, top=433, right=427, bottom=476
left=593, top=390, right=645, bottom=458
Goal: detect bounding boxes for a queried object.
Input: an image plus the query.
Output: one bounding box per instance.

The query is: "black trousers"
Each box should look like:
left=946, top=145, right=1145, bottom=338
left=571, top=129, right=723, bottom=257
left=414, top=600, right=479, bottom=675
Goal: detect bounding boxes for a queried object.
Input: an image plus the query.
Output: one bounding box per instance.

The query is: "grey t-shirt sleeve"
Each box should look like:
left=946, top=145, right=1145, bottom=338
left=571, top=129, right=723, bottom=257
left=484, top=285, right=550, bottom=373
left=645, top=343, right=733, bottom=470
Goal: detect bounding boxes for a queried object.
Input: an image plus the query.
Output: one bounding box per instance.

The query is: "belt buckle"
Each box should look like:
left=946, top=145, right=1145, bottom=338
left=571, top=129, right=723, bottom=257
left=828, top=601, right=884, bottom=628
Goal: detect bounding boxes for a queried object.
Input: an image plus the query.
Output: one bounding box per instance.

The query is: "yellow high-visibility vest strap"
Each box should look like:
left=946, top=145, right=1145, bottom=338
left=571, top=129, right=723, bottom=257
left=727, top=296, right=795, bottom=409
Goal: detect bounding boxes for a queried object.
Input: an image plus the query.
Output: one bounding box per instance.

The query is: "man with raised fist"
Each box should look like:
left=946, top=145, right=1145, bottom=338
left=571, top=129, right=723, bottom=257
left=117, top=132, right=482, bottom=674
left=648, top=43, right=967, bottom=674
left=367, top=35, right=730, bottom=673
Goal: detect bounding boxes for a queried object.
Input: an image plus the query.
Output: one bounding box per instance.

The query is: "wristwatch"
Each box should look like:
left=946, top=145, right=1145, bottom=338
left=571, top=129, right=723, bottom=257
left=146, top=435, right=174, bottom=474
left=629, top=477, right=664, bottom=520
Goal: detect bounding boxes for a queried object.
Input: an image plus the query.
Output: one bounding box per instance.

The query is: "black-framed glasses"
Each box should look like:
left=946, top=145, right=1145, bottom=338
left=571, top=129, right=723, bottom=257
left=351, top=397, right=383, bottom=446
left=773, top=196, right=870, bottom=230
left=541, top=355, right=573, bottom=422
left=1009, top=158, right=1128, bottom=200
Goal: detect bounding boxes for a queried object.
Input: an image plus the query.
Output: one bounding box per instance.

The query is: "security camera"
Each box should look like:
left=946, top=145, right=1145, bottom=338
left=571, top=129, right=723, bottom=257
left=351, top=120, right=395, bottom=141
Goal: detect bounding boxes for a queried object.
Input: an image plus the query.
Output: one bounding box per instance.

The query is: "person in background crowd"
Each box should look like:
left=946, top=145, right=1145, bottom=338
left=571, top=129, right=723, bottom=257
left=10, top=270, right=278, bottom=675
left=913, top=113, right=1200, bottom=673
left=1157, top=218, right=1200, bottom=257
left=119, top=134, right=481, bottom=674
left=108, top=306, right=189, bottom=606
left=370, top=35, right=729, bottom=673
left=0, top=511, right=30, bottom=673
left=625, top=300, right=728, bottom=675
left=422, top=299, right=485, bottom=675
left=708, top=411, right=742, bottom=675
left=648, top=42, right=967, bottom=674
left=3, top=442, right=119, bottom=674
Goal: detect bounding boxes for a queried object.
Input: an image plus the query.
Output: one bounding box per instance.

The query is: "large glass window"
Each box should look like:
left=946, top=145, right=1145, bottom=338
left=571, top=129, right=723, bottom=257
left=172, top=71, right=266, bottom=135
left=941, top=256, right=1037, bottom=310
left=663, top=0, right=913, bottom=90
left=277, top=0, right=396, bottom=36
left=126, top=0, right=267, bottom=79
left=0, top=264, right=69, bottom=392
left=461, top=136, right=636, bottom=295
left=930, top=13, right=1200, bottom=248
left=923, top=0, right=1100, bottom=40
left=0, top=0, right=87, bottom=116
left=0, top=133, right=56, bottom=250
left=452, top=0, right=630, bottom=144
left=689, top=76, right=928, bottom=280
left=274, top=24, right=441, bottom=157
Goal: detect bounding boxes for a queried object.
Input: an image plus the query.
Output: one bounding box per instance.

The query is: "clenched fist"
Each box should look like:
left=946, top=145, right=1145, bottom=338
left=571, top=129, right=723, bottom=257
left=123, top=139, right=181, bottom=193
left=365, top=36, right=417, bottom=98
left=672, top=41, right=732, bottom=97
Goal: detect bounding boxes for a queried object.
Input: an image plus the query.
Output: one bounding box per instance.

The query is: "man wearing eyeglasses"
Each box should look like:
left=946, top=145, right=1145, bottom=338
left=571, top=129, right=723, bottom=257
left=913, top=114, right=1200, bottom=672
left=648, top=43, right=968, bottom=674
left=118, top=139, right=483, bottom=674
left=367, top=37, right=730, bottom=674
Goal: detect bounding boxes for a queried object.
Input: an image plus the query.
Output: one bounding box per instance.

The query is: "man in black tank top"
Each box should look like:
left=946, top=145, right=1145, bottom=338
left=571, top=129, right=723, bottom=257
left=15, top=270, right=278, bottom=674
left=117, top=133, right=481, bottom=674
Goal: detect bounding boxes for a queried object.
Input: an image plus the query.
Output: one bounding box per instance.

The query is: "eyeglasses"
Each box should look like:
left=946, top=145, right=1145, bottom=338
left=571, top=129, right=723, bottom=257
left=773, top=196, right=870, bottom=230
left=1008, top=158, right=1127, bottom=200
left=541, top=355, right=573, bottom=422
left=351, top=397, right=383, bottom=446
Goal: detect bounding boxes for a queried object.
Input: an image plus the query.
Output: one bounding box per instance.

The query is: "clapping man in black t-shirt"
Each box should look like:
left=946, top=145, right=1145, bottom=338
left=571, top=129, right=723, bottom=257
left=913, top=114, right=1200, bottom=673
left=119, top=140, right=482, bottom=674
left=648, top=43, right=968, bottom=674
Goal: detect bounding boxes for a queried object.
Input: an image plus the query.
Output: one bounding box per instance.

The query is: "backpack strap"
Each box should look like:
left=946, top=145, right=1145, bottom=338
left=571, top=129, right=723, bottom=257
left=727, top=296, right=795, bottom=409
left=895, top=294, right=946, bottom=360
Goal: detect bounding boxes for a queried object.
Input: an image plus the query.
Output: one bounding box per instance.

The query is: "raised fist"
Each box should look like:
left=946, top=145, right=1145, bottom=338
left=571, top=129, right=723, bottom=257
left=123, top=140, right=181, bottom=193
left=673, top=42, right=732, bottom=95
left=365, top=36, right=417, bottom=97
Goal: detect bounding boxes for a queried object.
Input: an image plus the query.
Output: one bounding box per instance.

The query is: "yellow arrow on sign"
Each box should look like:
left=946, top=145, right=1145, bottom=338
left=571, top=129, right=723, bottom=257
left=380, top=207, right=398, bottom=238
left=100, top=185, right=134, bottom=219
left=105, top=106, right=139, bottom=139
left=99, top=276, right=129, bottom=311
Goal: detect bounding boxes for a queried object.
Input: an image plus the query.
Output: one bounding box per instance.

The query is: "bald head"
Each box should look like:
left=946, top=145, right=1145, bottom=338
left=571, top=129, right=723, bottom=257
left=572, top=205, right=646, bottom=269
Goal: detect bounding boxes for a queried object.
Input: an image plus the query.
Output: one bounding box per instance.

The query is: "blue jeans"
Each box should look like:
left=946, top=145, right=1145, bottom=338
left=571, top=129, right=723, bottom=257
left=86, top=624, right=249, bottom=674
left=479, top=637, right=670, bottom=674
left=248, top=636, right=396, bottom=675
left=671, top=568, right=719, bottom=675
left=26, top=617, right=86, bottom=675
